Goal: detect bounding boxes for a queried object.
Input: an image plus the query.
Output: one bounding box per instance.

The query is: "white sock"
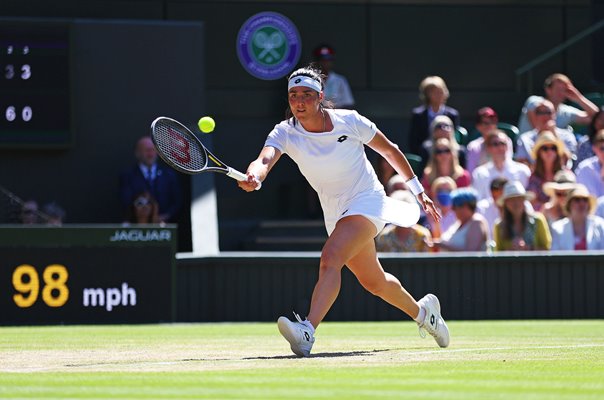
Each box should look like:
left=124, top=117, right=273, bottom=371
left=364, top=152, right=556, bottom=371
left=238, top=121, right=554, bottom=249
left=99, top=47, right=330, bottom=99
left=302, top=319, right=315, bottom=334
left=414, top=306, right=426, bottom=323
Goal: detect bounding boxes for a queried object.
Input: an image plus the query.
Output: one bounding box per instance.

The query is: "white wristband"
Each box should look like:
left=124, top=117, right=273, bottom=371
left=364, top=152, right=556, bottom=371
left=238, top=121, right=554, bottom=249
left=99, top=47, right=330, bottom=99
left=406, top=175, right=424, bottom=196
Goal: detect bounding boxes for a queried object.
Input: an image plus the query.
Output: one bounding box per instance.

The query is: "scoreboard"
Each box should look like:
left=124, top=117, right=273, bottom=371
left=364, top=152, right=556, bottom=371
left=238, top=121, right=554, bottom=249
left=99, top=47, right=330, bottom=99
left=1, top=225, right=176, bottom=325
left=0, top=19, right=71, bottom=147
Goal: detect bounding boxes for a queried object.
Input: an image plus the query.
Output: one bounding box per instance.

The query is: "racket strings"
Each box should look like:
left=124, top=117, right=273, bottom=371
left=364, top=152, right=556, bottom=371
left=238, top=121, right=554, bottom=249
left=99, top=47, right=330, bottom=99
left=153, top=121, right=207, bottom=172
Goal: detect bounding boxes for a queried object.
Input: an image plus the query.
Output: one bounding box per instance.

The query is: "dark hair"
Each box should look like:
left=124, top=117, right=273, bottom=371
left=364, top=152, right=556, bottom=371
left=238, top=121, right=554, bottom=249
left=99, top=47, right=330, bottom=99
left=489, top=177, right=508, bottom=191
left=284, top=64, right=333, bottom=125
left=501, top=203, right=527, bottom=241
left=587, top=106, right=604, bottom=142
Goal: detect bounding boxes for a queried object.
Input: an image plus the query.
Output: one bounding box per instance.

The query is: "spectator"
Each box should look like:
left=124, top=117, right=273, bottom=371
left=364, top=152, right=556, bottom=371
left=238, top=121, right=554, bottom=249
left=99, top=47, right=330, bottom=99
left=476, top=177, right=508, bottom=240
left=526, top=131, right=567, bottom=210
left=596, top=196, right=604, bottom=220
left=20, top=200, right=39, bottom=225
left=542, top=169, right=577, bottom=225
left=124, top=191, right=162, bottom=225
left=517, top=73, right=598, bottom=133
left=517, top=95, right=545, bottom=133
left=408, top=76, right=460, bottom=155
left=515, top=98, right=577, bottom=167
left=419, top=115, right=466, bottom=171
left=424, top=176, right=458, bottom=242
left=575, top=129, right=604, bottom=199
left=466, top=107, right=514, bottom=173
left=421, top=137, right=470, bottom=199
left=576, top=106, right=604, bottom=165
left=494, top=181, right=551, bottom=251
left=551, top=185, right=604, bottom=250
left=375, top=190, right=432, bottom=252
left=430, top=188, right=488, bottom=252
left=472, top=130, right=531, bottom=201
left=312, top=44, right=354, bottom=108
left=42, top=201, right=66, bottom=226
left=119, top=136, right=182, bottom=223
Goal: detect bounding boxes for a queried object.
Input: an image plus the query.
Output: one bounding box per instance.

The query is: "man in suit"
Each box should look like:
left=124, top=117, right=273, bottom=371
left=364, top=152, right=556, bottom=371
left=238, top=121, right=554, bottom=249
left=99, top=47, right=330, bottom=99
left=119, top=136, right=182, bottom=223
left=409, top=76, right=460, bottom=155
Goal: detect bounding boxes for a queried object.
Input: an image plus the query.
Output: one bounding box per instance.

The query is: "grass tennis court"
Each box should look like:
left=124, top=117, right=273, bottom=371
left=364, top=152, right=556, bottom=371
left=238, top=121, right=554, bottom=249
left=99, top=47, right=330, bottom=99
left=1, top=320, right=603, bottom=399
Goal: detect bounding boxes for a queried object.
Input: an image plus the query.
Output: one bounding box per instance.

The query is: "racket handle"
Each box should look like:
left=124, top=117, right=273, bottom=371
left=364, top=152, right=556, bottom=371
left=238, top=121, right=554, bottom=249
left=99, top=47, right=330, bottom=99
left=226, top=168, right=247, bottom=181
left=227, top=168, right=262, bottom=191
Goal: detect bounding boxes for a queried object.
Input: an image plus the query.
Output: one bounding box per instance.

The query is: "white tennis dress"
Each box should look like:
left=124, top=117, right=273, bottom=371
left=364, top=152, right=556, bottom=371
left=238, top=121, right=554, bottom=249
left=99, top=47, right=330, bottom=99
left=265, top=109, right=420, bottom=236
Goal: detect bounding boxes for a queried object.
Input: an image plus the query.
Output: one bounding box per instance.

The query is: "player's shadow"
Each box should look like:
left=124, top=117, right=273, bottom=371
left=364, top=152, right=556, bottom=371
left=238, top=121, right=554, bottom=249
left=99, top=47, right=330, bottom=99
left=242, top=348, right=391, bottom=360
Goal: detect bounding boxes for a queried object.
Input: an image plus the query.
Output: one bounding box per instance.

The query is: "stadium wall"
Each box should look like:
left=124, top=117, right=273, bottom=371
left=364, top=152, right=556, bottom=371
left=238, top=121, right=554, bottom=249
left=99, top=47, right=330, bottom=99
left=175, top=252, right=604, bottom=321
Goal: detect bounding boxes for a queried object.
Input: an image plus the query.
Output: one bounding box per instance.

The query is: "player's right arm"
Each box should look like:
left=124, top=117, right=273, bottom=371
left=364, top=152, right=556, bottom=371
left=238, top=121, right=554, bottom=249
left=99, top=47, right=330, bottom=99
left=238, top=146, right=282, bottom=192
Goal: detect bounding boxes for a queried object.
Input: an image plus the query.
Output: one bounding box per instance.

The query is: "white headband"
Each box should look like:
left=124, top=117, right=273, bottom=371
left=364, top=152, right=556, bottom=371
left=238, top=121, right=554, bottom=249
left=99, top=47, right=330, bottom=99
left=288, top=75, right=322, bottom=93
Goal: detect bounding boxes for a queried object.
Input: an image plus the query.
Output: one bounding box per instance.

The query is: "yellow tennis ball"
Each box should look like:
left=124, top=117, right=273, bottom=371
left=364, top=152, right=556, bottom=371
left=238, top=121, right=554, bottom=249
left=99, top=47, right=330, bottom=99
left=198, top=116, right=215, bottom=133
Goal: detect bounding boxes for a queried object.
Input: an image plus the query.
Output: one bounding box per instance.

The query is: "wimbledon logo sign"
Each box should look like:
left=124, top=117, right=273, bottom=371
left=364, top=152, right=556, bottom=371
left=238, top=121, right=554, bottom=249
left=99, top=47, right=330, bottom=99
left=236, top=11, right=301, bottom=80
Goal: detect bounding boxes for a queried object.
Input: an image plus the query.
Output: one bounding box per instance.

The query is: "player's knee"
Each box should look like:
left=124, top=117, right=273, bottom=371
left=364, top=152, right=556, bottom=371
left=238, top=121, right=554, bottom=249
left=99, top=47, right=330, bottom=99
left=318, top=251, right=344, bottom=274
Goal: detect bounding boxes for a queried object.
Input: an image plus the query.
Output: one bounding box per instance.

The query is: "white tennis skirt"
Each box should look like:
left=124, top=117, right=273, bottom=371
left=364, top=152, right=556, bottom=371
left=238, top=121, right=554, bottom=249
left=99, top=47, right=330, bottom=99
left=322, top=190, right=420, bottom=237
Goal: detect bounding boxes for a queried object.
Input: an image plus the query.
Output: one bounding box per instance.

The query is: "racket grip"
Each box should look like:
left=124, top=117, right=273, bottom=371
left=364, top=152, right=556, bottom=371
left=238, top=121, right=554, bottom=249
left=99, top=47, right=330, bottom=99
left=227, top=168, right=262, bottom=191
left=226, top=168, right=247, bottom=181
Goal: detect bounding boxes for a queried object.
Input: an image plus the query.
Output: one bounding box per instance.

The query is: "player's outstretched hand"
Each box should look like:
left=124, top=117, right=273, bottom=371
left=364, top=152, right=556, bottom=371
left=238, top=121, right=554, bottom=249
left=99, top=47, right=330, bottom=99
left=237, top=173, right=262, bottom=192
left=417, top=192, right=441, bottom=221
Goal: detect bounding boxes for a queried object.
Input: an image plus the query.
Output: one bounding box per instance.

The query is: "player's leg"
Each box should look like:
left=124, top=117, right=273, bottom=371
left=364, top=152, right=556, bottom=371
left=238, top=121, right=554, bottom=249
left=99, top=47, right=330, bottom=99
left=306, top=215, right=378, bottom=328
left=347, top=240, right=450, bottom=348
left=346, top=241, right=419, bottom=318
left=277, top=215, right=376, bottom=356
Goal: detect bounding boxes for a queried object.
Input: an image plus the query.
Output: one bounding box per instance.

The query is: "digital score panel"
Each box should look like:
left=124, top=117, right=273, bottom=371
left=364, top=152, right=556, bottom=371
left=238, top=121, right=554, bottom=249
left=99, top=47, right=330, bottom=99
left=0, top=20, right=71, bottom=147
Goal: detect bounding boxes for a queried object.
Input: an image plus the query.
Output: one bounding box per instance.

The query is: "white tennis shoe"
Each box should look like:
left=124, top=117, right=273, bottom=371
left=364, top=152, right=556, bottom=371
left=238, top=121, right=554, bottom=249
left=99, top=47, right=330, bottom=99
left=417, top=293, right=450, bottom=348
left=277, top=312, right=315, bottom=357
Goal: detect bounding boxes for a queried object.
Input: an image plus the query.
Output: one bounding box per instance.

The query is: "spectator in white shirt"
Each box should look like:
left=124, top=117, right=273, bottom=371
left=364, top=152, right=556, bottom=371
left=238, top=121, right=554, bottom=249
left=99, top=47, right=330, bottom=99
left=575, top=129, right=604, bottom=199
left=472, top=131, right=531, bottom=201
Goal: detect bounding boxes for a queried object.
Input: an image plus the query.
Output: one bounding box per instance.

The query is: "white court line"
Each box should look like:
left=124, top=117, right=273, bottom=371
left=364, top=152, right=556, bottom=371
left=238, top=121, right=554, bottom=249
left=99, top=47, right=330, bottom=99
left=405, top=343, right=604, bottom=355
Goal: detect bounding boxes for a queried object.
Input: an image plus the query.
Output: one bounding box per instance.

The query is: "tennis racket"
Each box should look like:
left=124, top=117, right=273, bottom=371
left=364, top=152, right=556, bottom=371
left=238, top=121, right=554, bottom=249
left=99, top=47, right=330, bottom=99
left=150, top=116, right=248, bottom=182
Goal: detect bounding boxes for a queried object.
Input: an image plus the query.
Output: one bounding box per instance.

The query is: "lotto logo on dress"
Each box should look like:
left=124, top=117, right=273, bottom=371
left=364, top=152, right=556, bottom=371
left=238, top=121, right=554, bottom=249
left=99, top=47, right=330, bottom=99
left=236, top=11, right=301, bottom=80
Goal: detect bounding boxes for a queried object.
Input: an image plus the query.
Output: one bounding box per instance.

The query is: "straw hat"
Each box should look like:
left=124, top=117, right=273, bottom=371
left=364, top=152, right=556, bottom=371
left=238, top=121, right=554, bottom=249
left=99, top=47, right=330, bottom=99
left=563, top=184, right=596, bottom=215
left=543, top=169, right=577, bottom=198
left=497, top=181, right=535, bottom=207
left=531, top=131, right=565, bottom=161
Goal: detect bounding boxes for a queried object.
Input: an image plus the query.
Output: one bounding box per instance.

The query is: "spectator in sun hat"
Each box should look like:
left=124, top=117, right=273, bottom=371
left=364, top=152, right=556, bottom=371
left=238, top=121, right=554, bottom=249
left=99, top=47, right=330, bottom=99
left=550, top=184, right=604, bottom=250
left=466, top=106, right=514, bottom=173
left=542, top=169, right=577, bottom=225
left=575, top=129, right=604, bottom=199
left=493, top=181, right=551, bottom=251
left=526, top=131, right=568, bottom=211
left=408, top=76, right=460, bottom=155
left=517, top=95, right=545, bottom=133
left=312, top=43, right=354, bottom=109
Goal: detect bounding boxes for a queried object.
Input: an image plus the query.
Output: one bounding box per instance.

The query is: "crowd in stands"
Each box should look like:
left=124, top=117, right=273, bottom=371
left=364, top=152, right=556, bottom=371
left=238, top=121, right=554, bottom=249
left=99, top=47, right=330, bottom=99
left=377, top=73, right=604, bottom=253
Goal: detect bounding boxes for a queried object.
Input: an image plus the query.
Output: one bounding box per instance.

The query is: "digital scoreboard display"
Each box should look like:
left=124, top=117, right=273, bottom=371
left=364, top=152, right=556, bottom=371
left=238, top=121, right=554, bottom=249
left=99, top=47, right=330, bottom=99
left=0, top=20, right=71, bottom=147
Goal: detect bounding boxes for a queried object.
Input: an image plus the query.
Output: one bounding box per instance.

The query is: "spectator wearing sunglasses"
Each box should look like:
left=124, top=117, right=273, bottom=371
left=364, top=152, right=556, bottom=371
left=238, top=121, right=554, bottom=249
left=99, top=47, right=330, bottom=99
left=514, top=99, right=576, bottom=167
left=472, top=131, right=531, bottom=201
left=517, top=74, right=599, bottom=134
left=542, top=169, right=577, bottom=226
left=465, top=107, right=514, bottom=173
left=526, top=132, right=569, bottom=211
left=550, top=184, right=604, bottom=250
left=408, top=76, right=460, bottom=156
left=124, top=191, right=162, bottom=225
left=575, top=129, right=604, bottom=198
left=420, top=137, right=470, bottom=200
left=418, top=115, right=466, bottom=172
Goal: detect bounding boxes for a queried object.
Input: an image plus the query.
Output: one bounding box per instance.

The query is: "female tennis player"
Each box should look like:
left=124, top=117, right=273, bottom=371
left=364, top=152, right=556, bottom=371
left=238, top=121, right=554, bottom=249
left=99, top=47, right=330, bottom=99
left=238, top=65, right=450, bottom=357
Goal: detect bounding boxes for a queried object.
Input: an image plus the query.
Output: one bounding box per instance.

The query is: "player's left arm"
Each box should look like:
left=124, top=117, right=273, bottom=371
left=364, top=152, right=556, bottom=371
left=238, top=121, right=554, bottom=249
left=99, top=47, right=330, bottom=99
left=367, top=130, right=440, bottom=220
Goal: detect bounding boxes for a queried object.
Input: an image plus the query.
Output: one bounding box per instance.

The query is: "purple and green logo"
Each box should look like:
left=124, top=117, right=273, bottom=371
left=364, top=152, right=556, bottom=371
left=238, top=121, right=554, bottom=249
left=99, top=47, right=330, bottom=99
left=236, top=12, right=301, bottom=80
